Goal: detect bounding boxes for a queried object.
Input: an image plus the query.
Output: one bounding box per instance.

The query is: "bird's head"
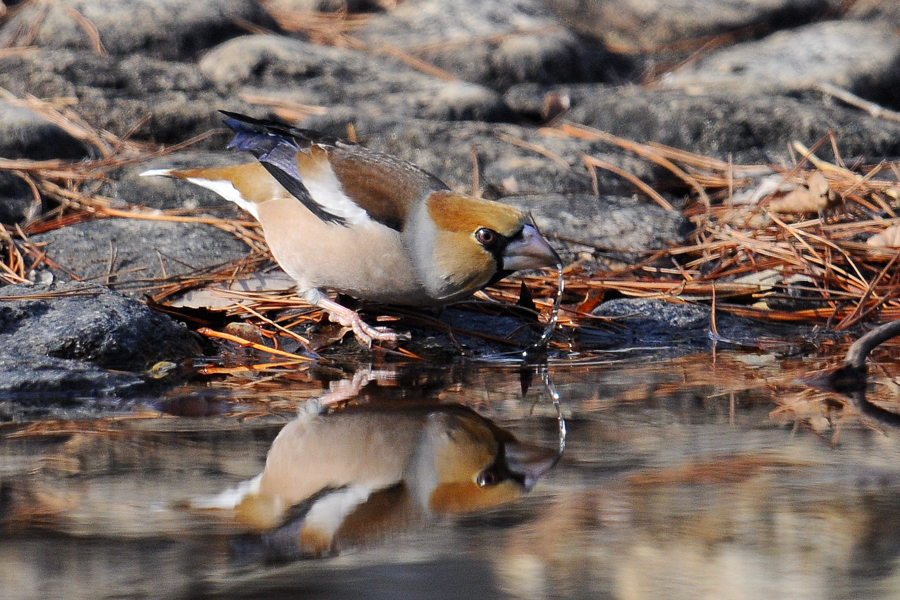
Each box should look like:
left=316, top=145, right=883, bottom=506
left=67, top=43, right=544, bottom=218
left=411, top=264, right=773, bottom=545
left=410, top=191, right=560, bottom=303
left=409, top=408, right=561, bottom=514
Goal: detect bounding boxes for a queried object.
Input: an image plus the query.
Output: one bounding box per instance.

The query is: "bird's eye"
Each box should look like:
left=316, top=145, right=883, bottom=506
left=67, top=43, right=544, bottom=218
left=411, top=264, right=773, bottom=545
left=477, top=470, right=499, bottom=487
left=475, top=228, right=498, bottom=247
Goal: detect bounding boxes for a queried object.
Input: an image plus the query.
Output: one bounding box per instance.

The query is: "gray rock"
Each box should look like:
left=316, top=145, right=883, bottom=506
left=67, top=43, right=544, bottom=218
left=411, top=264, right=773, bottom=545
left=0, top=100, right=90, bottom=160
left=0, top=173, right=39, bottom=225
left=541, top=0, right=833, bottom=50
left=199, top=35, right=513, bottom=122
left=0, top=282, right=200, bottom=396
left=847, top=0, right=900, bottom=28
left=356, top=0, right=611, bottom=89
left=0, top=0, right=895, bottom=385
left=0, top=101, right=91, bottom=224
left=0, top=0, right=275, bottom=61
left=30, top=218, right=251, bottom=296
left=661, top=20, right=900, bottom=104
left=504, top=193, right=691, bottom=257
left=590, top=297, right=818, bottom=350
left=0, top=49, right=235, bottom=145
left=506, top=83, right=900, bottom=163
left=0, top=354, right=145, bottom=399
left=265, top=0, right=383, bottom=12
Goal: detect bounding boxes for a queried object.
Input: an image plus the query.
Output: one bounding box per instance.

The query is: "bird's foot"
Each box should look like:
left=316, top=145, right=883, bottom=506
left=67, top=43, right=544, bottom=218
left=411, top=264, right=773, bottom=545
left=315, top=295, right=409, bottom=347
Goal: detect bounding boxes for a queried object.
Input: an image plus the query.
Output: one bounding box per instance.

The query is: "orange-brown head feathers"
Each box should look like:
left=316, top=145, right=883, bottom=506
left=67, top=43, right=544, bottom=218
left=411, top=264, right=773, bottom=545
left=412, top=191, right=559, bottom=303
left=427, top=191, right=526, bottom=238
left=421, top=191, right=527, bottom=300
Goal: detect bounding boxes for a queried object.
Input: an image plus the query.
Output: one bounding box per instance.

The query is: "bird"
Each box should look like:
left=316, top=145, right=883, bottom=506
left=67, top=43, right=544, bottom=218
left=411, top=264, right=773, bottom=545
left=193, top=401, right=561, bottom=560
left=140, top=111, right=561, bottom=346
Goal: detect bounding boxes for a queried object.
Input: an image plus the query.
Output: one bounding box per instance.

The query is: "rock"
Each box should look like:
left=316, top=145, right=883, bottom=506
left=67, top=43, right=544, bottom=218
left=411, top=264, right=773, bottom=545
left=541, top=0, right=833, bottom=51
left=589, top=297, right=818, bottom=350
left=29, top=218, right=251, bottom=296
left=506, top=83, right=900, bottom=163
left=504, top=193, right=691, bottom=259
left=0, top=0, right=275, bottom=61
left=0, top=172, right=40, bottom=225
left=0, top=353, right=145, bottom=400
left=847, top=0, right=900, bottom=28
left=661, top=20, right=900, bottom=105
left=0, top=282, right=201, bottom=396
left=0, top=49, right=234, bottom=145
left=198, top=35, right=513, bottom=123
left=264, top=0, right=384, bottom=13
left=0, top=100, right=90, bottom=160
left=356, top=0, right=611, bottom=89
left=0, top=0, right=895, bottom=386
left=0, top=101, right=92, bottom=224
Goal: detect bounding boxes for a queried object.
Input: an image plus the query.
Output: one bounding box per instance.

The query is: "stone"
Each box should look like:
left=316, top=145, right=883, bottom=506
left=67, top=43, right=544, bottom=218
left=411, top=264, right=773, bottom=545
left=29, top=218, right=251, bottom=296
left=505, top=83, right=900, bottom=163
left=661, top=20, right=900, bottom=106
left=541, top=0, right=834, bottom=51
left=356, top=0, right=611, bottom=90
left=0, top=282, right=201, bottom=396
left=0, top=0, right=275, bottom=61
left=198, top=34, right=513, bottom=123
left=0, top=100, right=89, bottom=160
left=505, top=193, right=691, bottom=257
left=0, top=49, right=231, bottom=144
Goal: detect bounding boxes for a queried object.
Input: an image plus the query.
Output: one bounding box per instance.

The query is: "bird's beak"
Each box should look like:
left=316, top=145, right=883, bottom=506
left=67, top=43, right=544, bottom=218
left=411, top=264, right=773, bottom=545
left=504, top=440, right=561, bottom=491
left=502, top=224, right=560, bottom=271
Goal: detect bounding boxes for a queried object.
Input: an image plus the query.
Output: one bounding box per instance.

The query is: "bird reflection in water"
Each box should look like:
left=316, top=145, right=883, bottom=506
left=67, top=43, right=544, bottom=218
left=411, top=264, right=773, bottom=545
left=195, top=395, right=562, bottom=564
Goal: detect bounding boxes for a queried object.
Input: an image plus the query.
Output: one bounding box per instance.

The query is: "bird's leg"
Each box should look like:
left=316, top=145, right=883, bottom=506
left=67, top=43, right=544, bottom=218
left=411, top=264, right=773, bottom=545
left=306, top=289, right=408, bottom=347
left=308, top=367, right=398, bottom=410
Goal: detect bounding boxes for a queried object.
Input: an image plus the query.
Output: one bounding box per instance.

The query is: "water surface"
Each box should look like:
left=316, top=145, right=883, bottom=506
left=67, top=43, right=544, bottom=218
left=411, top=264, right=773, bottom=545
left=3, top=349, right=900, bottom=600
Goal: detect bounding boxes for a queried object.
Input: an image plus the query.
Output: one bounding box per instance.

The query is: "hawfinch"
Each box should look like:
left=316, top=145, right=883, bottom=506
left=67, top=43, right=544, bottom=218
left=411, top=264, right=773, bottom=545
left=141, top=112, right=560, bottom=346
left=196, top=403, right=560, bottom=561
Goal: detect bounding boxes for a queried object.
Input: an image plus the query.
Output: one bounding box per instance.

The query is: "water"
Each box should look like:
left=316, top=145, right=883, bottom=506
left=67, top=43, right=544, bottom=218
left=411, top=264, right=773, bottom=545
left=2, top=350, right=900, bottom=600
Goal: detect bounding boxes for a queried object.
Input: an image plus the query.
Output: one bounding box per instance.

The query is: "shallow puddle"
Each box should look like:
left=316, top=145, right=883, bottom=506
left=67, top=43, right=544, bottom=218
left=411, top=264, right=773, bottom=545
left=2, top=349, right=900, bottom=600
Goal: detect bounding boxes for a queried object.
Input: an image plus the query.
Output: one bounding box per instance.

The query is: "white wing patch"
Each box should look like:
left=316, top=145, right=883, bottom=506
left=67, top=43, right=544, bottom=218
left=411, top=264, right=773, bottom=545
left=303, top=484, right=372, bottom=539
left=303, top=160, right=370, bottom=225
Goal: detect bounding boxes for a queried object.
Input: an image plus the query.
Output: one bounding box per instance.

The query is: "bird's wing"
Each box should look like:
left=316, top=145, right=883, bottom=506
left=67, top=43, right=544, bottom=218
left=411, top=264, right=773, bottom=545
left=221, top=111, right=449, bottom=232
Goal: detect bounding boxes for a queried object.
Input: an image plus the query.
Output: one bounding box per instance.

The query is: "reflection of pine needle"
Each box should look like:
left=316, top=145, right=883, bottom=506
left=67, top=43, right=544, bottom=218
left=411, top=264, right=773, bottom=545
left=198, top=360, right=309, bottom=376
left=628, top=455, right=794, bottom=486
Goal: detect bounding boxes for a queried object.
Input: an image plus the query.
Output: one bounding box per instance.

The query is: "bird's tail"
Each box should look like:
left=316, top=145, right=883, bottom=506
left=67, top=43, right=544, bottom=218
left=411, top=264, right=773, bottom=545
left=139, top=162, right=283, bottom=220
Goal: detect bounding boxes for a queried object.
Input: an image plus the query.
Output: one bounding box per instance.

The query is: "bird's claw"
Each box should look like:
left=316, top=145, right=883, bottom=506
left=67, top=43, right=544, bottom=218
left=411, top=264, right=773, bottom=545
left=315, top=294, right=410, bottom=348
left=332, top=310, right=408, bottom=348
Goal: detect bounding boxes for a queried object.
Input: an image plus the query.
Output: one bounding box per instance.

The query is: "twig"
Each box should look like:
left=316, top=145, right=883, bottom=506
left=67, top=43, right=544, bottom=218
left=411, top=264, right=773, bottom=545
left=816, top=81, right=900, bottom=123
left=198, top=327, right=312, bottom=361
